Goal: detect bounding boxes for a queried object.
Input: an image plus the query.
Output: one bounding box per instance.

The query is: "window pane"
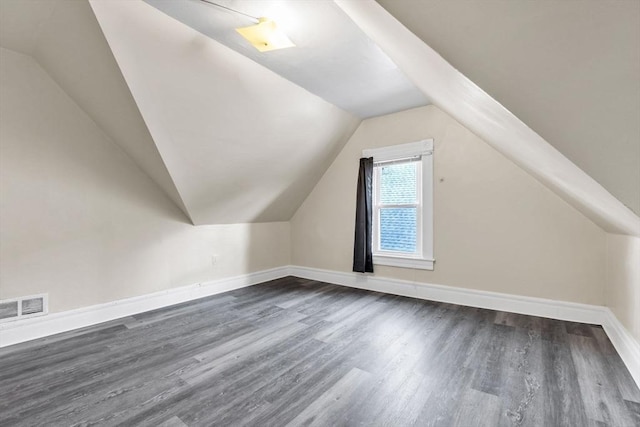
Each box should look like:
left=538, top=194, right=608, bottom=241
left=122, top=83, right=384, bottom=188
left=379, top=207, right=417, bottom=253
left=379, top=162, right=417, bottom=204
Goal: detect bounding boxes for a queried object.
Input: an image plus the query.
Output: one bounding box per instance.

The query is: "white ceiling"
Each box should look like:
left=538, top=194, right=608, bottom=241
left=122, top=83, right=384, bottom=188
left=337, top=0, right=639, bottom=235
left=0, top=0, right=362, bottom=225
left=377, top=0, right=640, bottom=216
left=143, top=0, right=429, bottom=119
left=89, top=0, right=360, bottom=224
left=1, top=0, right=638, bottom=234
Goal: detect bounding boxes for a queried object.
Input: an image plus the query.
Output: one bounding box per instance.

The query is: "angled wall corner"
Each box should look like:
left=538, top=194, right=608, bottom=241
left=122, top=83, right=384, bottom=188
left=0, top=47, right=292, bottom=315
left=606, top=234, right=640, bottom=343
left=20, top=0, right=193, bottom=223
left=89, top=0, right=360, bottom=225
left=335, top=0, right=640, bottom=237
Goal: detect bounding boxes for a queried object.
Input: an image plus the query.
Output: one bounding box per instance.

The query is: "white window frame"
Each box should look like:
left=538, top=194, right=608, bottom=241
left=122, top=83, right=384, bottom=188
left=372, top=157, right=423, bottom=259
left=363, top=139, right=434, bottom=270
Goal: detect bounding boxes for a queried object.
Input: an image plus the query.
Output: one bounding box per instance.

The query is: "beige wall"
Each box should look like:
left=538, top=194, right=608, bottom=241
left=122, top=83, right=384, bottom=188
left=292, top=105, right=606, bottom=305
left=0, top=43, right=625, bottom=325
left=606, top=234, right=640, bottom=342
left=0, top=48, right=290, bottom=313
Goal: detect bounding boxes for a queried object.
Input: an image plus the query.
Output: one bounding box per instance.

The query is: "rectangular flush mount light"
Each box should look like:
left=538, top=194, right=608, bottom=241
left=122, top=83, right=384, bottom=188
left=236, top=17, right=295, bottom=52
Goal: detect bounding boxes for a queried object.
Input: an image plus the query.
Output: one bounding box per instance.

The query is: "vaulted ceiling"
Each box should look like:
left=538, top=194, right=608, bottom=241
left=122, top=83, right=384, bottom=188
left=143, top=0, right=429, bottom=119
left=0, top=0, right=191, bottom=219
left=377, top=0, right=640, bottom=217
left=0, top=0, right=427, bottom=225
left=336, top=0, right=639, bottom=235
left=0, top=0, right=638, bottom=235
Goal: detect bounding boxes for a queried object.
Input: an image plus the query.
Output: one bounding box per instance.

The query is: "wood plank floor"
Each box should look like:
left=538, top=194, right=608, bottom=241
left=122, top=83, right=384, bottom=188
left=1, top=276, right=638, bottom=426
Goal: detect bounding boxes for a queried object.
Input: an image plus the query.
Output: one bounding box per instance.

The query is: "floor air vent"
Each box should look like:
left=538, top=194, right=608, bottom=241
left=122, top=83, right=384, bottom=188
left=22, top=297, right=45, bottom=315
left=0, top=294, right=48, bottom=322
left=0, top=300, right=19, bottom=320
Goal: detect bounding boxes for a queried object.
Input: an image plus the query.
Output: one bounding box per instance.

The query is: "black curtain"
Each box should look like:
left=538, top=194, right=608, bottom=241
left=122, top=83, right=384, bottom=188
left=353, top=157, right=374, bottom=273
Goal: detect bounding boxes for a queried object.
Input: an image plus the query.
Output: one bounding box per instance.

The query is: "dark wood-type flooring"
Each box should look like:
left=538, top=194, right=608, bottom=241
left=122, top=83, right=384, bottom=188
left=1, top=276, right=639, bottom=426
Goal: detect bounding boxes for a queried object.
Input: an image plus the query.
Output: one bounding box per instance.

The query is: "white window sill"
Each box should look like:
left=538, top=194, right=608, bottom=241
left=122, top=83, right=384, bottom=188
left=373, top=255, right=435, bottom=271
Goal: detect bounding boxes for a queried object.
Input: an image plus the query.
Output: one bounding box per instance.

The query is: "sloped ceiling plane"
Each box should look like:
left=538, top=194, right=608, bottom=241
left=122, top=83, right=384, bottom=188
left=0, top=0, right=638, bottom=236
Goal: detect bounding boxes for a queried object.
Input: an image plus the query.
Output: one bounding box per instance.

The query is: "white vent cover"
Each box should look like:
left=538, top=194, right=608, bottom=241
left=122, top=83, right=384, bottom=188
left=0, top=294, right=48, bottom=322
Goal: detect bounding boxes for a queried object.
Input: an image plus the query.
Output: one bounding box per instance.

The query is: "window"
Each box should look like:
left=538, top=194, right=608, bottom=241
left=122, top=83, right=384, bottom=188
left=363, top=140, right=434, bottom=270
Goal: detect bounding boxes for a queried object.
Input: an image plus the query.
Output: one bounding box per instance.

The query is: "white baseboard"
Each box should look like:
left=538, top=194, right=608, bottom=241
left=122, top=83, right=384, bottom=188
left=0, top=266, right=289, bottom=348
left=288, top=265, right=640, bottom=387
left=2, top=264, right=637, bottom=388
left=602, top=308, right=640, bottom=387
left=288, top=266, right=607, bottom=324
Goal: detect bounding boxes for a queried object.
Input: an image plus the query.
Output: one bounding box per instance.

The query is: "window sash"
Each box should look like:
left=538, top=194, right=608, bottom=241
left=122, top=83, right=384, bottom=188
left=373, top=159, right=423, bottom=257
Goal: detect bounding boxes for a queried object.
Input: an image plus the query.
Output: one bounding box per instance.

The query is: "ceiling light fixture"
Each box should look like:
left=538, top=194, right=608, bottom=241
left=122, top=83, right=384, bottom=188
left=199, top=0, right=295, bottom=52
left=236, top=17, right=295, bottom=52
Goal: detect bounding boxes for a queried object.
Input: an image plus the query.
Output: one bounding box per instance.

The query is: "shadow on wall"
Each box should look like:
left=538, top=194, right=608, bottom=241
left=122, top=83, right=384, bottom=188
left=0, top=48, right=290, bottom=314
left=185, top=119, right=359, bottom=225
left=155, top=221, right=290, bottom=295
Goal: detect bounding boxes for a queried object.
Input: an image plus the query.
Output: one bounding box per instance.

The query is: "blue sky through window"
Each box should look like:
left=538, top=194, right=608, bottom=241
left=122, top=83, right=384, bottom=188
left=378, top=162, right=417, bottom=253
left=380, top=162, right=416, bottom=204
